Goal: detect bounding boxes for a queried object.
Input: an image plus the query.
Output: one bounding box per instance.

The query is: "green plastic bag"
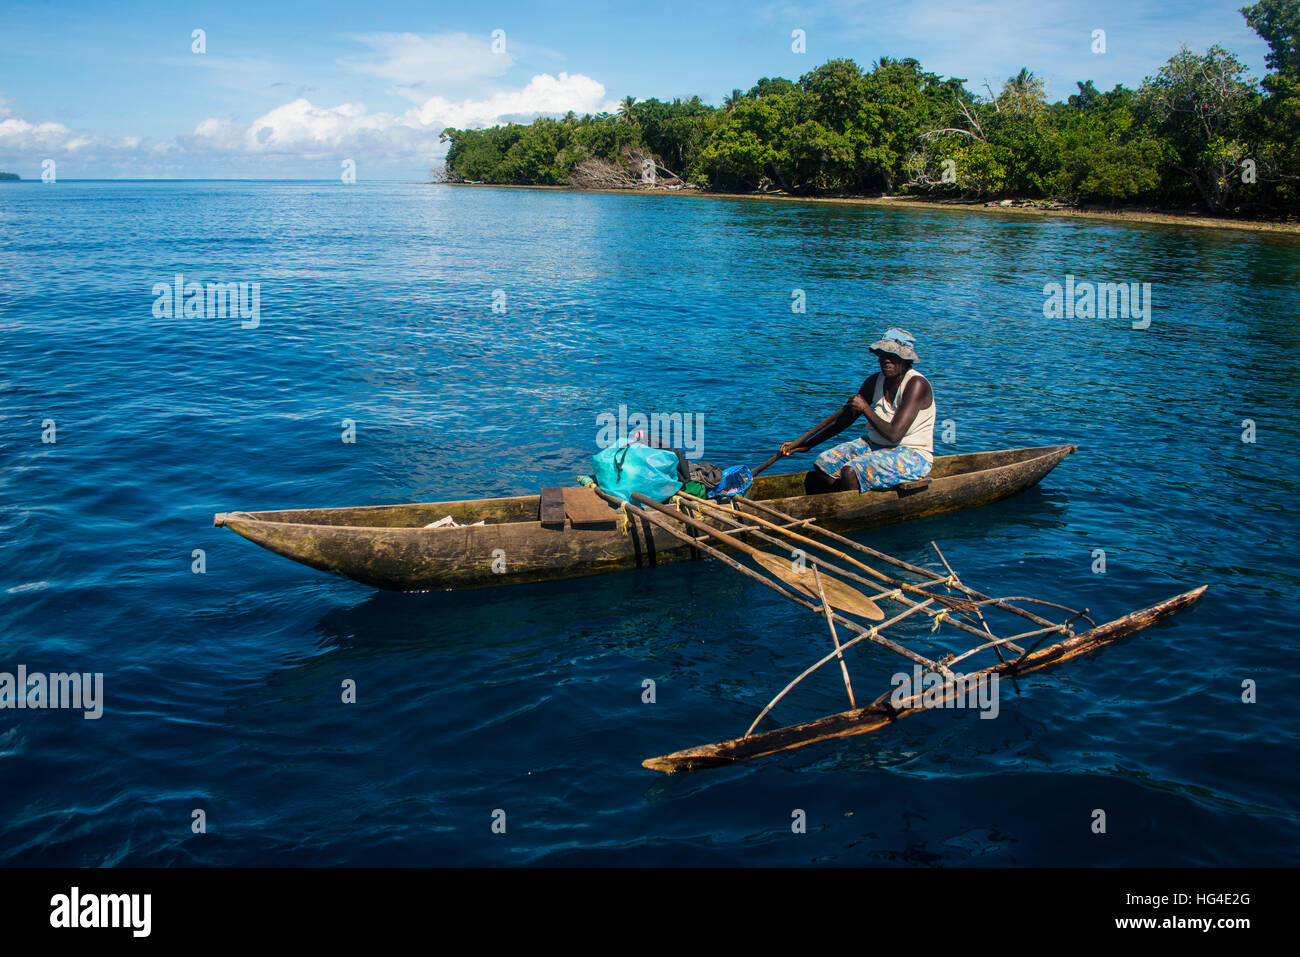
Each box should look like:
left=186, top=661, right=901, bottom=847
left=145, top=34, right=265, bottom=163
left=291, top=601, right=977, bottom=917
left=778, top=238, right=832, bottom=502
left=592, top=441, right=683, bottom=503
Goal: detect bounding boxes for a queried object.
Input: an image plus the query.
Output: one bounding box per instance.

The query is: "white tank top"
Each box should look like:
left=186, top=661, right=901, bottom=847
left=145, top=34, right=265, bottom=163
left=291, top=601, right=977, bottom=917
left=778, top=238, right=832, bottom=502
left=866, top=368, right=935, bottom=460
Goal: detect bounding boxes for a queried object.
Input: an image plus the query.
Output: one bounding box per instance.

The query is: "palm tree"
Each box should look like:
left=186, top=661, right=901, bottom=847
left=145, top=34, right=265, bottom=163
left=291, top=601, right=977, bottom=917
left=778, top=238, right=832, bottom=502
left=618, top=96, right=637, bottom=122
left=1000, top=68, right=1046, bottom=112
left=722, top=88, right=744, bottom=112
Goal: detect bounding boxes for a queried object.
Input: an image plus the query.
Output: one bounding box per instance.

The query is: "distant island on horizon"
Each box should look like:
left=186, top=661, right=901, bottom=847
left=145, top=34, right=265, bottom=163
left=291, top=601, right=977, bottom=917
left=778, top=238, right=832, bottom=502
left=0, top=172, right=19, bottom=181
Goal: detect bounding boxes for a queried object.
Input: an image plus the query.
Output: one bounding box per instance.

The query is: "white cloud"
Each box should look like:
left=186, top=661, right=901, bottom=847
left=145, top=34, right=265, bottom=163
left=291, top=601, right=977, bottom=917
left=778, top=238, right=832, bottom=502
left=343, top=31, right=514, bottom=102
left=408, top=72, right=614, bottom=128
left=0, top=97, right=105, bottom=153
left=0, top=70, right=619, bottom=176
left=0, top=22, right=625, bottom=177
left=196, top=99, right=394, bottom=152
left=185, top=71, right=614, bottom=155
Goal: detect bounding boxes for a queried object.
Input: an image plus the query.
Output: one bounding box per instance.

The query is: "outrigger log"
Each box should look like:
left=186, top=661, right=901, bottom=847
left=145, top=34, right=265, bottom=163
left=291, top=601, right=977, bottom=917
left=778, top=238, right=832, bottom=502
left=617, top=491, right=1209, bottom=774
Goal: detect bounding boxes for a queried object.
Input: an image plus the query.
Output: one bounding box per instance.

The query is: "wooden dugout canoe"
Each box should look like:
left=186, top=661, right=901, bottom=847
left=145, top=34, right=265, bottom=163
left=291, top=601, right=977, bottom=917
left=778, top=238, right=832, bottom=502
left=213, top=444, right=1076, bottom=592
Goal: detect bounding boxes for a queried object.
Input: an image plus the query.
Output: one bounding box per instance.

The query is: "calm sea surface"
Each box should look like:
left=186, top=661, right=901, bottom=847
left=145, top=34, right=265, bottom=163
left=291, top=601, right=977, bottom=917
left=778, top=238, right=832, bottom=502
left=1, top=181, right=1297, bottom=865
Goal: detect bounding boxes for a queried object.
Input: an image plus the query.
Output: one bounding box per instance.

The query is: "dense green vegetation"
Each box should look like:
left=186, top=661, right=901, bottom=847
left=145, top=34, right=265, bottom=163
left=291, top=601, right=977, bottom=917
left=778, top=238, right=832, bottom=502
left=440, top=0, right=1300, bottom=213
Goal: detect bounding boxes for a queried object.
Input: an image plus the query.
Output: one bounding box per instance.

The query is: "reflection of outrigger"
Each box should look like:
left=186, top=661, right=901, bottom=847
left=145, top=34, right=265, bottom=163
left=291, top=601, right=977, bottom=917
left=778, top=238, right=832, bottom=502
left=596, top=487, right=1208, bottom=774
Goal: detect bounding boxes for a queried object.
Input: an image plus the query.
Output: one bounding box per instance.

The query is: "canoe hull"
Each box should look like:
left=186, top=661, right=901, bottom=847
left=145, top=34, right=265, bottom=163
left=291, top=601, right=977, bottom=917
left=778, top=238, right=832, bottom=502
left=214, top=444, right=1076, bottom=592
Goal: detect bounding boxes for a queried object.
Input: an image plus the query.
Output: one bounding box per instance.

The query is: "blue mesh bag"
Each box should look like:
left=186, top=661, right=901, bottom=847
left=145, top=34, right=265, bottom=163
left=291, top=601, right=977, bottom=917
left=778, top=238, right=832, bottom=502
left=708, top=465, right=753, bottom=499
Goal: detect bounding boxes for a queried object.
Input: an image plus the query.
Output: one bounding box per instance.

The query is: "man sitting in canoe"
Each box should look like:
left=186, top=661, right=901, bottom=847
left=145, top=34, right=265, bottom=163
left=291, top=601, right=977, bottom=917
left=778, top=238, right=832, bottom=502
left=779, top=328, right=936, bottom=494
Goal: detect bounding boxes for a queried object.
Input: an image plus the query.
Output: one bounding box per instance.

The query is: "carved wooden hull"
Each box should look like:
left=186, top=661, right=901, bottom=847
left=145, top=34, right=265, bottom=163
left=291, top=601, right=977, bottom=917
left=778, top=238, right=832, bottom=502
left=213, top=444, right=1076, bottom=591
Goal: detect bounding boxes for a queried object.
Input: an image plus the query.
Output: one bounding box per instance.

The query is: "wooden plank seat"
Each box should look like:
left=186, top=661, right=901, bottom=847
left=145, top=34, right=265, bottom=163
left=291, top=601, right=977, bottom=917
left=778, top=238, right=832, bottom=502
left=539, top=486, right=620, bottom=530
left=562, top=486, right=619, bottom=530
left=539, top=487, right=567, bottom=527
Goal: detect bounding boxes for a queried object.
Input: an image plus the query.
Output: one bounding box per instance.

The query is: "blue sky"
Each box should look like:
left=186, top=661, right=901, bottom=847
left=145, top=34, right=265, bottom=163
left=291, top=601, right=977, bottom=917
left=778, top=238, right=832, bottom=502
left=0, top=0, right=1271, bottom=179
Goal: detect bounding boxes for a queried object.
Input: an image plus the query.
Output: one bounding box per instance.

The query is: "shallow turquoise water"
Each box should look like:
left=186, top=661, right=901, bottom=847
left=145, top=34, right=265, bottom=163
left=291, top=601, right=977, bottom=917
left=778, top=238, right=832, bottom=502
left=0, top=181, right=1296, bottom=865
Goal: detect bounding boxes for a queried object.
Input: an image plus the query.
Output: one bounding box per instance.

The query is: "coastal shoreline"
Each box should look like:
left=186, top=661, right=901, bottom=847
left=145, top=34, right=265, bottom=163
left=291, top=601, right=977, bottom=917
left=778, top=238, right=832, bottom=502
left=433, top=181, right=1300, bottom=236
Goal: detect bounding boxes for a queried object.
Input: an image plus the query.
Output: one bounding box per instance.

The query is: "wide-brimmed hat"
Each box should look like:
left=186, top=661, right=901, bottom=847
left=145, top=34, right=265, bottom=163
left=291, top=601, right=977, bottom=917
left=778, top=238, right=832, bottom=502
left=869, top=327, right=919, bottom=363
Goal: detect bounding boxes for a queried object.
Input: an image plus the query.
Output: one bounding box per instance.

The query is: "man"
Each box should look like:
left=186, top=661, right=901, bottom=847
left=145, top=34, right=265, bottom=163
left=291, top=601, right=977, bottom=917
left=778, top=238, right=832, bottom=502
left=779, top=328, right=936, bottom=494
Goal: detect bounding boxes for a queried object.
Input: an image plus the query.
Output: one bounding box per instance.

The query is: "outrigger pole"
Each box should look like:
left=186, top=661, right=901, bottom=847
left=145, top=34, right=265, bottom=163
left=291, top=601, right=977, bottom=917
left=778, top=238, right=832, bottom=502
left=590, top=484, right=1209, bottom=774
left=589, top=486, right=947, bottom=671
left=642, top=585, right=1208, bottom=772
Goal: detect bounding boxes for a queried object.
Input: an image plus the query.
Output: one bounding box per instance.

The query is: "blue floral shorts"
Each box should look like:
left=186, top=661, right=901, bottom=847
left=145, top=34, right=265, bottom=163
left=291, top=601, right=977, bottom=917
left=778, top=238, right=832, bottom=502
left=815, top=438, right=932, bottom=491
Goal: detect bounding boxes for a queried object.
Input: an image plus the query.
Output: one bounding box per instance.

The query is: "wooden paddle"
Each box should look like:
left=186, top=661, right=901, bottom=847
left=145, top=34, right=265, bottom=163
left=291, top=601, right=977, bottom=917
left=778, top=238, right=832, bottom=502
left=629, top=493, right=884, bottom=621
left=752, top=406, right=844, bottom=478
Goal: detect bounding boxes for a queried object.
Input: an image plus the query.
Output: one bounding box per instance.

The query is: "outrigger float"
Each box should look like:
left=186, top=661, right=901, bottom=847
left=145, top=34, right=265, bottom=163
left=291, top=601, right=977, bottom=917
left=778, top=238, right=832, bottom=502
left=589, top=488, right=1208, bottom=773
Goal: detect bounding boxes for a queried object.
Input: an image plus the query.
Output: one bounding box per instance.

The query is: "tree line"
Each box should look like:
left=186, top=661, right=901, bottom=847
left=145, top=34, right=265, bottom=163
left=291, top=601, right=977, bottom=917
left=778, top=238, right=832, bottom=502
left=440, top=0, right=1300, bottom=213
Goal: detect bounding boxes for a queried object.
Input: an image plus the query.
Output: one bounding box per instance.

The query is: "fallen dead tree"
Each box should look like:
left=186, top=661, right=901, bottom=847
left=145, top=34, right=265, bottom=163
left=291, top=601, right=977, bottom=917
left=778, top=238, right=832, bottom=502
left=568, top=147, right=699, bottom=191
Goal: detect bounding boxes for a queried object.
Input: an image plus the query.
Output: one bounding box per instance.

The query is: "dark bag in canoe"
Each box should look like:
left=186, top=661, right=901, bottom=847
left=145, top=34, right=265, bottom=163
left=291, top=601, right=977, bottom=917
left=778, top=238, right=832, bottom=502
left=688, top=462, right=723, bottom=489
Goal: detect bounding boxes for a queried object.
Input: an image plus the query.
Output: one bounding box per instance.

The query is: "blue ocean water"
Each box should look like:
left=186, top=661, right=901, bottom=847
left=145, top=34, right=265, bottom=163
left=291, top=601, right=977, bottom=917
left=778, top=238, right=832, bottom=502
left=0, top=180, right=1296, bottom=865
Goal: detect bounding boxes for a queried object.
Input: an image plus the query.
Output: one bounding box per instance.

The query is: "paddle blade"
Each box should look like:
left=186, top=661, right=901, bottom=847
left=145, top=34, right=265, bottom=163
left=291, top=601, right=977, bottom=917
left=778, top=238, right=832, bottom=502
left=753, top=553, right=885, bottom=621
